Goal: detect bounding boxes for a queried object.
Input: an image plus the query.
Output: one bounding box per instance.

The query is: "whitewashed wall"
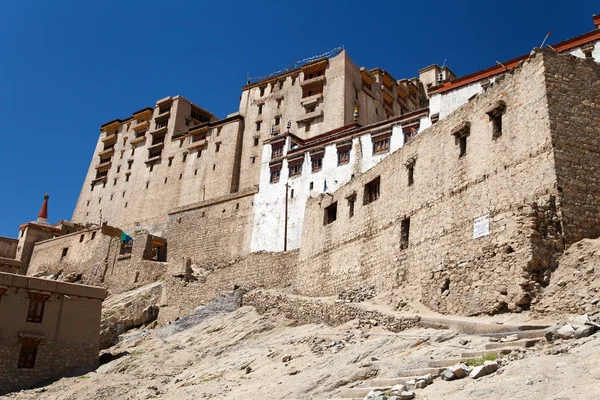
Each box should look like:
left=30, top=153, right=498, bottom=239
left=250, top=116, right=430, bottom=252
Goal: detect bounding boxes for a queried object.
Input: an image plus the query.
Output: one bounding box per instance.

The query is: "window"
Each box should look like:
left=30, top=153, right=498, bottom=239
left=113, top=179, right=117, bottom=186
left=183, top=153, right=187, bottom=163
left=168, top=157, right=173, bottom=167
left=258, top=104, right=263, bottom=114
left=407, top=161, right=415, bottom=186
left=26, top=294, right=49, bottom=323
left=400, top=216, right=410, bottom=249
left=278, top=80, right=284, bottom=90
left=251, top=156, right=256, bottom=164
left=291, top=189, right=294, bottom=198
left=254, top=137, right=259, bottom=146
left=277, top=99, right=282, bottom=109
left=311, top=157, right=322, bottom=172
left=18, top=337, right=40, bottom=369
left=155, top=118, right=169, bottom=129
left=61, top=247, right=68, bottom=259
left=217, top=127, right=222, bottom=136
left=373, top=135, right=391, bottom=154
left=164, top=177, right=168, bottom=184
left=459, top=135, right=467, bottom=157
left=116, top=166, right=121, bottom=173
left=270, top=169, right=281, bottom=183
left=305, top=122, right=311, bottom=132
left=120, top=240, right=132, bottom=255
left=337, top=148, right=350, bottom=165
left=256, top=121, right=262, bottom=131
left=86, top=200, right=90, bottom=206
left=364, top=176, right=380, bottom=205
left=324, top=202, right=337, bottom=225
left=347, top=194, right=356, bottom=218
left=215, top=143, right=221, bottom=152
left=145, top=182, right=149, bottom=189
left=272, top=145, right=283, bottom=159
left=79, top=234, right=84, bottom=243
left=91, top=231, right=96, bottom=240
left=309, top=182, right=314, bottom=190
left=452, top=122, right=470, bottom=158
left=128, top=160, right=133, bottom=170
left=131, top=148, right=135, bottom=156
left=95, top=170, right=108, bottom=180
left=195, top=169, right=198, bottom=176
left=125, top=173, right=130, bottom=182
left=487, top=102, right=506, bottom=139
left=259, top=86, right=265, bottom=96
left=212, top=164, right=216, bottom=171
left=275, top=116, right=280, bottom=126
left=197, top=150, right=202, bottom=158
left=288, top=162, right=302, bottom=177
left=159, top=105, right=170, bottom=114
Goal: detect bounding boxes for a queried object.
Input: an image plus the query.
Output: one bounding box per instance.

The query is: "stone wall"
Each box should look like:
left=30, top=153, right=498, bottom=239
left=295, top=50, right=562, bottom=316
left=545, top=51, right=600, bottom=244
left=27, top=228, right=167, bottom=294
left=243, top=290, right=421, bottom=332
left=0, top=236, right=18, bottom=259
left=167, top=187, right=258, bottom=268
left=158, top=250, right=298, bottom=324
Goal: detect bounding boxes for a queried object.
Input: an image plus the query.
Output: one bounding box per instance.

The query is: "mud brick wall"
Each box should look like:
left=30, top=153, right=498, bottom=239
left=158, top=250, right=298, bottom=324
left=545, top=52, right=600, bottom=245
left=296, top=51, right=565, bottom=316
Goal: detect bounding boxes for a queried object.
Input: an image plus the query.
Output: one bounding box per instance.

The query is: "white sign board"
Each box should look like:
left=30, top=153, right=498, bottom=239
left=473, top=215, right=490, bottom=239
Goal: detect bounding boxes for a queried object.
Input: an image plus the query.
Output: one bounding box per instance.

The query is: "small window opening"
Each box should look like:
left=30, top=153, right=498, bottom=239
left=61, top=247, right=68, bottom=259
left=407, top=162, right=415, bottom=186
left=91, top=231, right=96, bottom=240
left=309, top=182, right=314, bottom=190
left=258, top=104, right=263, bottom=114
left=400, top=216, right=410, bottom=249
left=79, top=234, right=84, bottom=243
left=145, top=182, right=149, bottom=189
left=256, top=121, right=262, bottom=131
left=364, top=176, right=381, bottom=205
left=347, top=194, right=356, bottom=218
left=235, top=203, right=240, bottom=210
left=183, top=153, right=187, bottom=162
left=254, top=137, right=259, bottom=146
left=324, top=202, right=338, bottom=225
left=291, top=189, right=294, bottom=198
left=270, top=169, right=280, bottom=183
left=164, top=177, right=168, bottom=184
left=215, top=143, right=221, bottom=152
left=168, top=157, right=173, bottom=167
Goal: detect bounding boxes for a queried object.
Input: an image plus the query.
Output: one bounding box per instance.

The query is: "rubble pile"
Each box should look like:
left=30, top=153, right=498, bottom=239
left=337, top=287, right=377, bottom=303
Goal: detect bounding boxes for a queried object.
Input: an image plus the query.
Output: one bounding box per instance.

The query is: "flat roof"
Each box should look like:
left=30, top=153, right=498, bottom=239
left=0, top=272, right=108, bottom=301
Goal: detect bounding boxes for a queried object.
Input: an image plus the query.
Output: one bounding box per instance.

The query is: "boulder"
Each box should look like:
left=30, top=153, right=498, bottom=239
left=484, top=360, right=498, bottom=374
left=390, top=384, right=407, bottom=393
left=469, top=365, right=488, bottom=379
left=281, top=354, right=292, bottom=363
left=574, top=325, right=595, bottom=339
left=440, top=369, right=456, bottom=381
left=555, top=324, right=576, bottom=340
left=398, top=391, right=415, bottom=400
left=450, top=363, right=471, bottom=379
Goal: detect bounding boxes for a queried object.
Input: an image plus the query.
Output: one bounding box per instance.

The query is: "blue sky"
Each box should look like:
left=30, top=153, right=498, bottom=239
left=0, top=0, right=597, bottom=237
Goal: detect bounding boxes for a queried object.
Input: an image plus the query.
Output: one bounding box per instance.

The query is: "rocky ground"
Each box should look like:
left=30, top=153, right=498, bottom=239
left=6, top=291, right=600, bottom=400
left=9, top=238, right=600, bottom=399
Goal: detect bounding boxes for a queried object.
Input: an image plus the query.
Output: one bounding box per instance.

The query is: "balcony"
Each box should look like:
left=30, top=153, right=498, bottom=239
left=148, top=142, right=164, bottom=151
left=149, top=125, right=168, bottom=136
left=300, top=75, right=326, bottom=87
left=95, top=161, right=112, bottom=171
left=188, top=139, right=207, bottom=151
left=102, top=133, right=117, bottom=144
left=98, top=147, right=115, bottom=158
left=133, top=121, right=149, bottom=132
left=300, top=93, right=323, bottom=108
left=130, top=135, right=146, bottom=145
left=296, top=109, right=323, bottom=124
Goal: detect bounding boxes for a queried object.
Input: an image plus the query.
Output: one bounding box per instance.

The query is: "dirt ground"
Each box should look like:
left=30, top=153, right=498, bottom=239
left=5, top=301, right=600, bottom=400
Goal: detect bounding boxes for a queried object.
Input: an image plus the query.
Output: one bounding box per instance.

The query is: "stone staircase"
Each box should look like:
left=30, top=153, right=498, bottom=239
left=332, top=317, right=549, bottom=400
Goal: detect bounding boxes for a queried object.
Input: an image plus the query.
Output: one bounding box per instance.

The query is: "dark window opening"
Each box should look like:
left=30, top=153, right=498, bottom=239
left=79, top=234, right=84, bottom=243
left=275, top=116, right=280, bottom=126
left=258, top=104, right=263, bottom=114
left=373, top=136, right=390, bottom=154
left=347, top=195, right=356, bottom=218
left=324, top=202, right=338, bottom=225
left=18, top=338, right=40, bottom=369
left=256, top=121, right=262, bottom=131
left=400, top=217, right=410, bottom=249
left=309, top=181, right=314, bottom=190
left=364, top=176, right=381, bottom=205
left=61, top=247, right=68, bottom=259
left=337, top=148, right=350, bottom=165
left=259, top=86, right=265, bottom=96
left=288, top=163, right=302, bottom=177
left=215, top=143, right=221, bottom=152
left=270, top=169, right=280, bottom=183
left=407, top=163, right=415, bottom=186
left=311, top=157, right=323, bottom=172
left=182, top=153, right=187, bottom=163
left=91, top=231, right=96, bottom=240
left=459, top=135, right=467, bottom=157
left=26, top=294, right=49, bottom=323
left=145, top=182, right=149, bottom=189
left=254, top=137, right=259, bottom=146
left=120, top=240, right=133, bottom=255
left=491, top=114, right=502, bottom=139
left=251, top=156, right=256, bottom=164
left=291, top=189, right=294, bottom=198
left=168, top=157, right=173, bottom=167
left=272, top=145, right=283, bottom=159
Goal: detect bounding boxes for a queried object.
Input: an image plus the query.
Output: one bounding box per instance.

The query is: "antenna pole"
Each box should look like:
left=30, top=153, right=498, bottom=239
left=540, top=31, right=551, bottom=48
